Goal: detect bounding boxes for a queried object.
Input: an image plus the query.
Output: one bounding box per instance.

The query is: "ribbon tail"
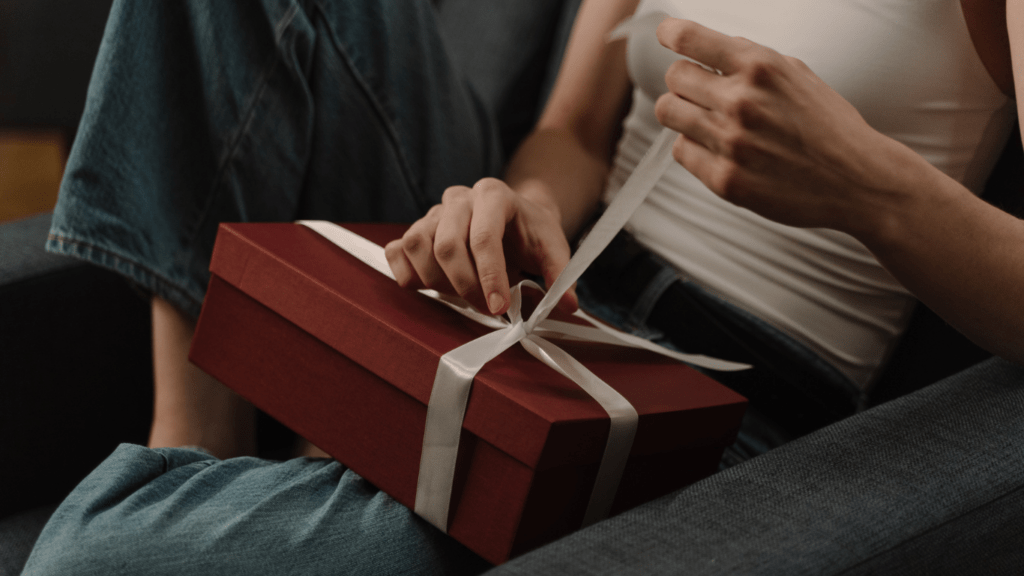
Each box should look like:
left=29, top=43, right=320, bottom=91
left=528, top=127, right=678, bottom=332
left=520, top=335, right=639, bottom=526
left=537, top=316, right=753, bottom=372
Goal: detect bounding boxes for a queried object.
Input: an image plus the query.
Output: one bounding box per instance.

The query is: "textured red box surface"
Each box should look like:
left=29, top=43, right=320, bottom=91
left=190, top=222, right=747, bottom=563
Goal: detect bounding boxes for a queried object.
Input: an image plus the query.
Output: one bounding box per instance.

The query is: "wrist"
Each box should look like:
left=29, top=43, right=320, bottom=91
left=848, top=150, right=968, bottom=261
left=512, top=178, right=570, bottom=230
left=836, top=137, right=940, bottom=249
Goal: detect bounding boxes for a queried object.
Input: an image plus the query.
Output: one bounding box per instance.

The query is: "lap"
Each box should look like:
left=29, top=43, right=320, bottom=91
left=21, top=444, right=490, bottom=576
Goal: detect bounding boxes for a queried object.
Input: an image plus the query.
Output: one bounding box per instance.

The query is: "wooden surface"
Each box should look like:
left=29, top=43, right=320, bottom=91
left=0, top=130, right=65, bottom=222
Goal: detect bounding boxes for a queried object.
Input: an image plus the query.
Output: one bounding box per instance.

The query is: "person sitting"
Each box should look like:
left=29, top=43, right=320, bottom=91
left=22, top=0, right=1023, bottom=574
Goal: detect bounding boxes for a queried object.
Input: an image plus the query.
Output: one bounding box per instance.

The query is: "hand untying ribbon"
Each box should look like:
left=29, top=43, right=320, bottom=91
left=299, top=127, right=749, bottom=532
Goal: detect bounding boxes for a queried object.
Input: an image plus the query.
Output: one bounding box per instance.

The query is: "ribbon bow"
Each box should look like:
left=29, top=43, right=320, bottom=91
left=299, top=127, right=749, bottom=532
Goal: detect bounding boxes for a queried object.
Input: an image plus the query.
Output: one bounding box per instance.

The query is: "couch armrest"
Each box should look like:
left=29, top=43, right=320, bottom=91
left=490, top=357, right=1024, bottom=575
left=0, top=213, right=153, bottom=517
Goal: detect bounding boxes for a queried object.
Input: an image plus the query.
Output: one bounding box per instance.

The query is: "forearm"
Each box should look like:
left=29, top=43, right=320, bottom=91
left=503, top=126, right=614, bottom=241
left=859, top=0, right=1024, bottom=364
left=504, top=0, right=639, bottom=241
left=857, top=160, right=1024, bottom=364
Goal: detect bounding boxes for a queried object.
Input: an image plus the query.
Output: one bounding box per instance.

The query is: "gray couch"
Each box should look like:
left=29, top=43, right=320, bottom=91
left=2, top=1, right=1023, bottom=574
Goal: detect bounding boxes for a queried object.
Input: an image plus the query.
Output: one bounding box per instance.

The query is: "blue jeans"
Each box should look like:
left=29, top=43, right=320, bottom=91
left=46, top=0, right=501, bottom=320
left=26, top=0, right=860, bottom=574
left=23, top=446, right=492, bottom=575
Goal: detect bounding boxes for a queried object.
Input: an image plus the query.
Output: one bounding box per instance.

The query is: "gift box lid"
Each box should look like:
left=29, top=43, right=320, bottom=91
left=209, top=222, right=746, bottom=472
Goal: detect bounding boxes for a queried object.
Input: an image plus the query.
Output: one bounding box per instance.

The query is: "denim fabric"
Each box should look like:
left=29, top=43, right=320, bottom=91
left=575, top=269, right=845, bottom=467
left=21, top=445, right=491, bottom=576
left=46, top=0, right=501, bottom=319
left=488, top=357, right=1024, bottom=576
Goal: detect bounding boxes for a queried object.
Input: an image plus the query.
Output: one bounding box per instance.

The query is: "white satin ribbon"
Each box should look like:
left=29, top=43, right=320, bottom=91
left=297, top=126, right=750, bottom=533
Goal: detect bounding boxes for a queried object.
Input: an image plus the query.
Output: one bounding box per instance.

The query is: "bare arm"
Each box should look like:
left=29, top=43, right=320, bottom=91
left=385, top=0, right=638, bottom=315
left=860, top=0, right=1024, bottom=362
left=505, top=0, right=639, bottom=238
left=652, top=5, right=1024, bottom=364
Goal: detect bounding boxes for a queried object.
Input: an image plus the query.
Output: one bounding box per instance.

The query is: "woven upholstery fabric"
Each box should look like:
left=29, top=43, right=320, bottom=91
left=490, top=357, right=1024, bottom=576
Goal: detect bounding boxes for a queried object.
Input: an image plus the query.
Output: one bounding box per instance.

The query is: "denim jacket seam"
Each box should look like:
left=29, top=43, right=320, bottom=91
left=307, top=0, right=431, bottom=213
left=680, top=280, right=862, bottom=401
left=182, top=6, right=304, bottom=268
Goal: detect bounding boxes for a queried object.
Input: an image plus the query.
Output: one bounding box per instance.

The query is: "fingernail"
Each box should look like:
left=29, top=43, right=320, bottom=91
left=488, top=292, right=505, bottom=314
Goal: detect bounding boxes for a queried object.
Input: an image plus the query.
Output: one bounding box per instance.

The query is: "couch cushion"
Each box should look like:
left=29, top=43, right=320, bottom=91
left=489, top=357, right=1024, bottom=575
left=0, top=213, right=153, bottom=518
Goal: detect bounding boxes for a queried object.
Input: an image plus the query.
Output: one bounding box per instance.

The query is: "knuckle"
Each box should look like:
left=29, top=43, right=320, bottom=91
left=723, top=89, right=760, bottom=126
left=666, top=20, right=699, bottom=53
left=739, top=49, right=779, bottom=85
left=468, top=229, right=500, bottom=253
left=719, top=126, right=745, bottom=151
left=401, top=229, right=432, bottom=255
left=665, top=59, right=693, bottom=89
left=653, top=93, right=676, bottom=123
left=786, top=54, right=809, bottom=71
left=441, top=186, right=469, bottom=205
left=715, top=164, right=746, bottom=200
left=476, top=268, right=504, bottom=290
left=671, top=136, right=688, bottom=164
left=749, top=62, right=774, bottom=86
left=433, top=237, right=461, bottom=263
left=473, top=177, right=507, bottom=194
left=666, top=59, right=687, bottom=77
left=384, top=242, right=406, bottom=266
left=729, top=137, right=756, bottom=165
left=729, top=97, right=762, bottom=128
left=394, top=272, right=416, bottom=289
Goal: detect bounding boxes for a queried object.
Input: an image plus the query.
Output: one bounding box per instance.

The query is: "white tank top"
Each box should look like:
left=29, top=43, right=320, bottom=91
left=605, top=0, right=1016, bottom=388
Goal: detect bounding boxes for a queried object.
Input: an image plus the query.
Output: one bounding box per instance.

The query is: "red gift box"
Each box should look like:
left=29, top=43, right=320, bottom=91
left=190, top=222, right=747, bottom=564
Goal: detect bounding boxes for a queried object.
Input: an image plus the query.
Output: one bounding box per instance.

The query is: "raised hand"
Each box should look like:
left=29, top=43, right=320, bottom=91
left=652, top=18, right=927, bottom=238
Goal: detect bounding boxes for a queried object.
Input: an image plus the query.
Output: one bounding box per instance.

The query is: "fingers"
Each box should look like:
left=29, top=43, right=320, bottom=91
left=388, top=178, right=578, bottom=317
left=384, top=239, right=422, bottom=289
left=670, top=133, right=726, bottom=193
left=387, top=206, right=441, bottom=291
left=434, top=186, right=488, bottom=311
left=399, top=205, right=457, bottom=292
left=655, top=21, right=779, bottom=175
left=655, top=90, right=722, bottom=153
left=656, top=18, right=749, bottom=75
left=664, top=58, right=726, bottom=108
left=467, top=179, right=515, bottom=315
left=387, top=180, right=516, bottom=315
